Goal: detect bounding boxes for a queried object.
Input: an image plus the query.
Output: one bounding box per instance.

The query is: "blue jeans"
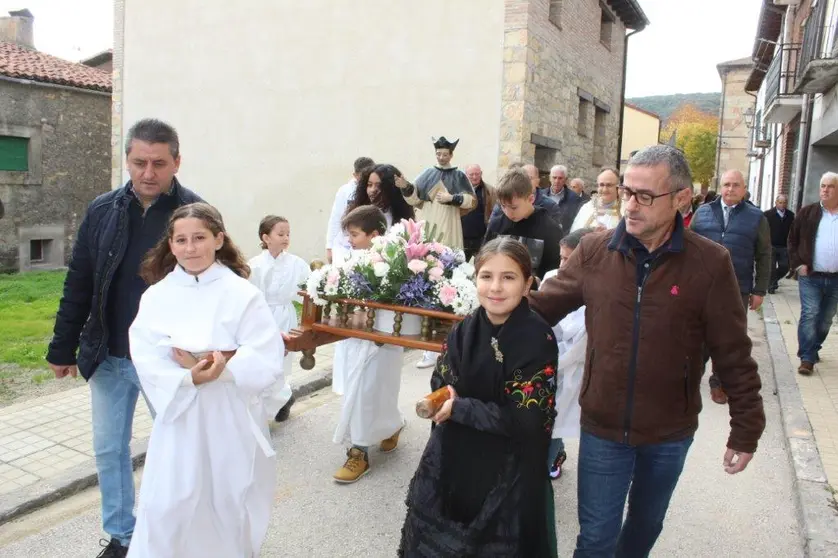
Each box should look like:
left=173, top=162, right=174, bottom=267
left=574, top=431, right=693, bottom=558
left=90, top=356, right=154, bottom=546
left=797, top=274, right=838, bottom=363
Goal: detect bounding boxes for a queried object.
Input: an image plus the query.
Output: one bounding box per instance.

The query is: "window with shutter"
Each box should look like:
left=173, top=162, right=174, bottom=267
left=0, top=136, right=29, bottom=171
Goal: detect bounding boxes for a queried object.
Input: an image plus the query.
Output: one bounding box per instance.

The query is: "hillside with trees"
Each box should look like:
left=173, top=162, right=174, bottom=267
left=627, top=92, right=721, bottom=123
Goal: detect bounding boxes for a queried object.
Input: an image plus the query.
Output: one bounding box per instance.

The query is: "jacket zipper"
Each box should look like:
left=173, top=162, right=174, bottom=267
left=94, top=200, right=130, bottom=363
left=684, top=356, right=690, bottom=412
left=623, top=261, right=651, bottom=444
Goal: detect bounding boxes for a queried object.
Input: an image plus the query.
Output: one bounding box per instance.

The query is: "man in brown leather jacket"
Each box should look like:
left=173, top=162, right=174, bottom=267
left=529, top=145, right=766, bottom=557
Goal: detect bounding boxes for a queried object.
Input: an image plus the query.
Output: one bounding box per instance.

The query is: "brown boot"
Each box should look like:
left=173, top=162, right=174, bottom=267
left=379, top=426, right=404, bottom=453
left=333, top=447, right=369, bottom=484
left=798, top=361, right=815, bottom=376
left=710, top=386, right=728, bottom=405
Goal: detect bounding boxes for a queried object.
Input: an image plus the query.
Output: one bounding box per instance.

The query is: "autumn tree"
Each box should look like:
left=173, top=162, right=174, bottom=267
left=659, top=103, right=718, bottom=188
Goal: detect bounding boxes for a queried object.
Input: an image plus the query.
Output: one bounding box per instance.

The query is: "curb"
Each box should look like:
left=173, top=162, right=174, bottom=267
left=0, top=369, right=333, bottom=526
left=763, top=300, right=838, bottom=556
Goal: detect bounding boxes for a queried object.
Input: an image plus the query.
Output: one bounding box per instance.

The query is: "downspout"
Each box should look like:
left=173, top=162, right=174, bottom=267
left=746, top=90, right=762, bottom=205
left=793, top=94, right=812, bottom=211
left=616, top=28, right=641, bottom=169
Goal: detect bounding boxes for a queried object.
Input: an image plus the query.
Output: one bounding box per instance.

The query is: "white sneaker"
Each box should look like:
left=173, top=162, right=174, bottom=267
left=416, top=352, right=437, bottom=369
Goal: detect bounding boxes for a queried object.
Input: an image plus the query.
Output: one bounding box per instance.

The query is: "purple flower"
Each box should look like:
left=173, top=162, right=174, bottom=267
left=437, top=250, right=457, bottom=271
left=348, top=271, right=373, bottom=297
left=396, top=274, right=433, bottom=308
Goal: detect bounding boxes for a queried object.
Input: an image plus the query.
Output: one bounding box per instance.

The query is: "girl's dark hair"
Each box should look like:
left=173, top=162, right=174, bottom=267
left=258, top=215, right=288, bottom=249
left=560, top=227, right=595, bottom=250
left=341, top=205, right=388, bottom=235
left=475, top=237, right=533, bottom=280
left=140, top=202, right=250, bottom=285
left=348, top=164, right=415, bottom=222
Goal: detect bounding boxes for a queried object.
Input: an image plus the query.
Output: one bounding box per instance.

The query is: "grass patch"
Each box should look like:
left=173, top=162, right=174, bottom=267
left=0, top=271, right=65, bottom=368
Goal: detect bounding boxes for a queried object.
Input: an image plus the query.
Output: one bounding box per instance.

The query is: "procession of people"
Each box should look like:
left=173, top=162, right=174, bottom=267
left=45, top=118, right=785, bottom=557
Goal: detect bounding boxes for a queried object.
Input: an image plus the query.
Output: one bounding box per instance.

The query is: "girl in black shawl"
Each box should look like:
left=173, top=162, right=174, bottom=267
left=399, top=237, right=559, bottom=557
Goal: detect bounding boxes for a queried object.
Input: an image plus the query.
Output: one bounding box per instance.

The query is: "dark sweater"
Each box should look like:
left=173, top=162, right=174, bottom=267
left=484, top=206, right=563, bottom=279
left=106, top=190, right=180, bottom=358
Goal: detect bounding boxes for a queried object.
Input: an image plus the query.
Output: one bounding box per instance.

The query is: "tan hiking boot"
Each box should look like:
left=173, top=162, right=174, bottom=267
left=333, top=448, right=369, bottom=484
left=379, top=426, right=404, bottom=453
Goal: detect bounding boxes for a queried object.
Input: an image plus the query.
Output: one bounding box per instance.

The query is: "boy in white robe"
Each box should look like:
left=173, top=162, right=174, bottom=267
left=128, top=203, right=283, bottom=558
left=249, top=215, right=311, bottom=422
left=540, top=227, right=594, bottom=480
left=331, top=205, right=406, bottom=484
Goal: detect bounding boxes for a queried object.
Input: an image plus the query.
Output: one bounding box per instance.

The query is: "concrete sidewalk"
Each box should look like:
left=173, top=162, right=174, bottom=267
left=0, top=344, right=338, bottom=524
left=764, top=281, right=838, bottom=556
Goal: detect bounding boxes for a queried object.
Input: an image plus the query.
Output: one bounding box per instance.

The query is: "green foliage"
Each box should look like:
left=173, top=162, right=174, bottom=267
left=628, top=93, right=721, bottom=124
left=676, top=122, right=718, bottom=187
left=0, top=271, right=65, bottom=368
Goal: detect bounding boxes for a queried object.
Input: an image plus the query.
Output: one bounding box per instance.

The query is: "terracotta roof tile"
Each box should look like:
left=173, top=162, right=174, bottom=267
left=0, top=41, right=111, bottom=92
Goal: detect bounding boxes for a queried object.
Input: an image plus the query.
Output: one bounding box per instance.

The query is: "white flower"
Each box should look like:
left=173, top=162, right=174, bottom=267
left=388, top=223, right=406, bottom=238
left=373, top=262, right=390, bottom=277
left=453, top=262, right=475, bottom=279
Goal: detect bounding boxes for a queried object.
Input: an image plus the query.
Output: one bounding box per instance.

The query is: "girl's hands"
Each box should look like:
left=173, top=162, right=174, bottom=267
left=190, top=351, right=228, bottom=386
left=432, top=385, right=458, bottom=425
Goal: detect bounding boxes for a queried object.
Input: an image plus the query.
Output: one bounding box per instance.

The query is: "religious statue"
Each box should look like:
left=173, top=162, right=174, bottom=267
left=396, top=136, right=476, bottom=250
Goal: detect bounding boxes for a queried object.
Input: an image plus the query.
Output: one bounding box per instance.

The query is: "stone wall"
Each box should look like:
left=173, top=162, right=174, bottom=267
left=717, top=64, right=754, bottom=185
left=0, top=80, right=111, bottom=271
left=500, top=0, right=628, bottom=187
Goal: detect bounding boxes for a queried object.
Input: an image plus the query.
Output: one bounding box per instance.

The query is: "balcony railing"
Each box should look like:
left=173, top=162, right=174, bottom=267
left=795, top=0, right=838, bottom=93
left=766, top=43, right=801, bottom=108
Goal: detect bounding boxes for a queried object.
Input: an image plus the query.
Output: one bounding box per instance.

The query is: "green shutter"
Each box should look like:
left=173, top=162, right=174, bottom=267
left=0, top=136, right=29, bottom=171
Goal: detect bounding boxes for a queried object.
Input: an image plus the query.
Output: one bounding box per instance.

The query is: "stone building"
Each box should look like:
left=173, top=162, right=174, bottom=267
left=620, top=102, right=660, bottom=166
left=81, top=49, right=113, bottom=73
left=0, top=9, right=112, bottom=272
left=715, top=57, right=756, bottom=188
left=112, top=0, right=647, bottom=261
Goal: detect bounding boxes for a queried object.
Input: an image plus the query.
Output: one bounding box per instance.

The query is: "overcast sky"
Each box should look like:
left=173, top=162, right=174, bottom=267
left=1, top=0, right=763, bottom=97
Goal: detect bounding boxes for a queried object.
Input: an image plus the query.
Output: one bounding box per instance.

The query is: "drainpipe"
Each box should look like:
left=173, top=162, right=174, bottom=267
left=616, top=28, right=641, bottom=169
left=793, top=93, right=812, bottom=211
left=746, top=90, right=763, bottom=205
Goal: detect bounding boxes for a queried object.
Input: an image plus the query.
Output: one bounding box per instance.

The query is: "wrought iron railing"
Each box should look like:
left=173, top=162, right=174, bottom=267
left=766, top=43, right=801, bottom=107
left=798, top=0, right=835, bottom=77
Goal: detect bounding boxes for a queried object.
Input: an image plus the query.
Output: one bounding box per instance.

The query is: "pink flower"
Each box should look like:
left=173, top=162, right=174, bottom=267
left=439, top=284, right=457, bottom=305
left=370, top=252, right=384, bottom=263
left=428, top=266, right=444, bottom=282
left=670, top=285, right=679, bottom=296
left=406, top=243, right=430, bottom=260
left=430, top=242, right=447, bottom=254
left=326, top=270, right=340, bottom=285
left=407, top=260, right=428, bottom=274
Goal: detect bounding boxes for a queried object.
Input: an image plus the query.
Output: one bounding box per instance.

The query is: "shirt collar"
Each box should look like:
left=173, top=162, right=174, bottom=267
left=608, top=212, right=685, bottom=256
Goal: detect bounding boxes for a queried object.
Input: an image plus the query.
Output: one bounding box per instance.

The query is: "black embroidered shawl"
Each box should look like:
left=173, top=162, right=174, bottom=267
left=399, top=299, right=559, bottom=557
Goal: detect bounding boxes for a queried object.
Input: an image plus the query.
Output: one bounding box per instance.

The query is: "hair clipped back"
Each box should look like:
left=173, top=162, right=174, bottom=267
left=258, top=215, right=288, bottom=249
left=475, top=237, right=533, bottom=280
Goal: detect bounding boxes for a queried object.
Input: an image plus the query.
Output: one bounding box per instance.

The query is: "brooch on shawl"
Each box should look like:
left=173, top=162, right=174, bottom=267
left=490, top=337, right=504, bottom=363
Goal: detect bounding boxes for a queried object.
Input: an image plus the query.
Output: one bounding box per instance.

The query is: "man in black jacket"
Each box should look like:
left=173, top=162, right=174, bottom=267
left=763, top=194, right=795, bottom=293
left=46, top=119, right=202, bottom=558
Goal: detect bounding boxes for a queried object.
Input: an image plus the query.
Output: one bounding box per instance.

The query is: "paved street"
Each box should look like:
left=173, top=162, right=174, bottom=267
left=0, top=317, right=803, bottom=558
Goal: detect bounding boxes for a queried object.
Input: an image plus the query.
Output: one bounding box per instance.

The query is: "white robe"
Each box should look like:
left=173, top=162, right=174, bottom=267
left=127, top=263, right=283, bottom=558
left=570, top=198, right=624, bottom=232
left=249, top=250, right=310, bottom=416
left=542, top=269, right=586, bottom=440
left=333, top=338, right=405, bottom=447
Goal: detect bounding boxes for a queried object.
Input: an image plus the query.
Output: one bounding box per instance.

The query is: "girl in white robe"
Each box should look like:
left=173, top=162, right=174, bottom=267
left=540, top=227, right=596, bottom=480
left=127, top=203, right=283, bottom=558
left=249, top=215, right=311, bottom=422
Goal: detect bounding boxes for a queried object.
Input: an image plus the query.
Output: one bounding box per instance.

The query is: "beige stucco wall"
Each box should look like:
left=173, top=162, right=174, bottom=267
left=620, top=106, right=659, bottom=164
left=118, top=1, right=505, bottom=262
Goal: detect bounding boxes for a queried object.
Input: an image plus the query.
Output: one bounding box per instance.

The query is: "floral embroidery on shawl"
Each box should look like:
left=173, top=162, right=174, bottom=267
left=504, top=364, right=558, bottom=432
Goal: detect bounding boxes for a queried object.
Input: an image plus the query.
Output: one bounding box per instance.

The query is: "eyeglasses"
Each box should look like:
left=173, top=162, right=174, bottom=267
left=618, top=186, right=682, bottom=207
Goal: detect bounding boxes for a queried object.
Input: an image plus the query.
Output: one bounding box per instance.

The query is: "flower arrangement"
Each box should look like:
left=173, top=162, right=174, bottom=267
left=305, top=219, right=479, bottom=315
